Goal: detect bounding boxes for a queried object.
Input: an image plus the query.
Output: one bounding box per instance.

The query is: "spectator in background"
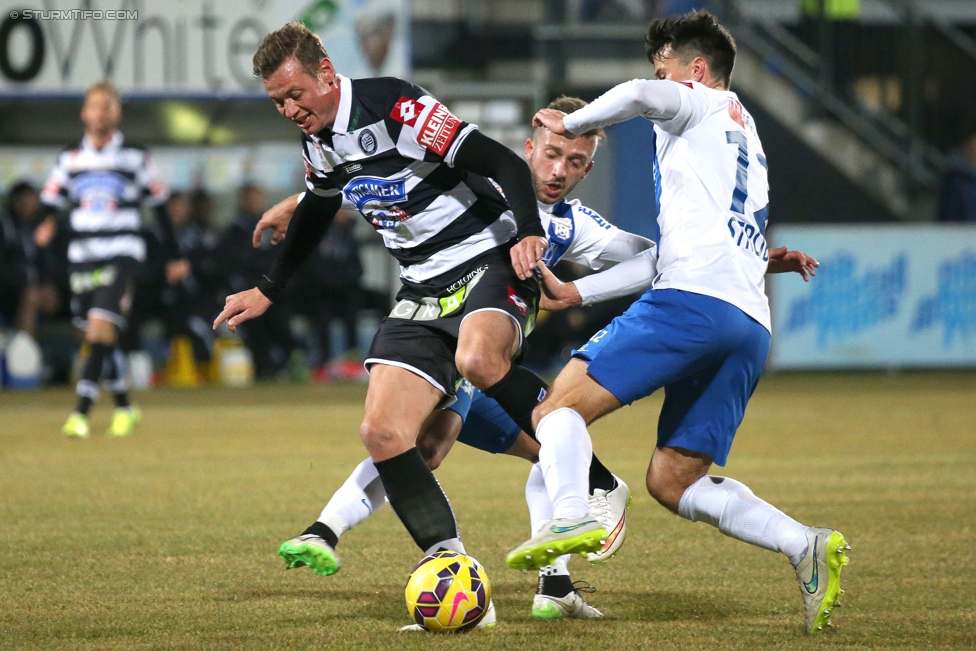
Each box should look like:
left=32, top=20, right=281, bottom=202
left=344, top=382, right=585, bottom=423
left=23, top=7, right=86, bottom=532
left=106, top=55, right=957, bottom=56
left=937, top=133, right=976, bottom=223
left=293, top=208, right=364, bottom=379
left=0, top=182, right=67, bottom=336
left=159, top=192, right=221, bottom=365
left=217, top=183, right=297, bottom=378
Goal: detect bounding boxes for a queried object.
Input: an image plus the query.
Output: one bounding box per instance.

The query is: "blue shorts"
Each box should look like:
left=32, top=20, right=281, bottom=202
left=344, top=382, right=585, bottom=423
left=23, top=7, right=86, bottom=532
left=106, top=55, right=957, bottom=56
left=447, top=380, right=523, bottom=455
left=573, top=288, right=770, bottom=466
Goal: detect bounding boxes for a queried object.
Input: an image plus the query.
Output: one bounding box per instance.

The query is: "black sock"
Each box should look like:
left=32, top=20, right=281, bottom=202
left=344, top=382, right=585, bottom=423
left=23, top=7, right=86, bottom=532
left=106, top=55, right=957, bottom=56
left=482, top=364, right=548, bottom=438
left=588, top=454, right=617, bottom=494
left=105, top=349, right=130, bottom=408
left=374, top=448, right=459, bottom=552
left=303, top=521, right=340, bottom=549
left=76, top=343, right=110, bottom=415
left=538, top=572, right=574, bottom=597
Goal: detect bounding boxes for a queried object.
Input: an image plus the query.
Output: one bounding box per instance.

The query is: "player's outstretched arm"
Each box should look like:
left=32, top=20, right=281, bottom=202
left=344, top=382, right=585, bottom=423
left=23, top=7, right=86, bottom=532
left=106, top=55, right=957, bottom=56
left=554, top=79, right=687, bottom=136
left=214, top=191, right=341, bottom=331
left=253, top=193, right=301, bottom=247
left=766, top=246, right=819, bottom=281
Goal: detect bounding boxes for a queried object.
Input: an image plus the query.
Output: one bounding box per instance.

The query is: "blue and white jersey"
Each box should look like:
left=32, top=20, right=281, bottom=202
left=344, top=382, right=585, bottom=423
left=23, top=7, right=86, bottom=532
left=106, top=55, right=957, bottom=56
left=539, top=198, right=619, bottom=271
left=565, top=79, right=771, bottom=332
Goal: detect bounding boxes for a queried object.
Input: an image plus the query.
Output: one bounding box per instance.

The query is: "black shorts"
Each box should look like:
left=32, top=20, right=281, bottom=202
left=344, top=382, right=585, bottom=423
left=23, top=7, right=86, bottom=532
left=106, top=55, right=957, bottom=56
left=365, top=246, right=539, bottom=397
left=68, top=258, right=137, bottom=329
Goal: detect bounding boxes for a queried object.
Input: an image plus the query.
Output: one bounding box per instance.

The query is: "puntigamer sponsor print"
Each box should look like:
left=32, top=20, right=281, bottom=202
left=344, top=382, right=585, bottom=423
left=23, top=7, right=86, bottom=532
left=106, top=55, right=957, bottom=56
left=769, top=225, right=976, bottom=368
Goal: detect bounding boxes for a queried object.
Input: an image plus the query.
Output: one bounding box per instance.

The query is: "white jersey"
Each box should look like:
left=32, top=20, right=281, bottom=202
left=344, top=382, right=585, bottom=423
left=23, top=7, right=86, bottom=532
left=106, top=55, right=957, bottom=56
left=539, top=198, right=619, bottom=271
left=565, top=79, right=771, bottom=331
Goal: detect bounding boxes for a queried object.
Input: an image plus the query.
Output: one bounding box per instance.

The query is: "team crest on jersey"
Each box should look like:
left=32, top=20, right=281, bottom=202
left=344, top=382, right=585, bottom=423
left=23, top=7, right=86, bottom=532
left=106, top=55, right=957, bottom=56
left=508, top=287, right=527, bottom=316
left=419, top=102, right=461, bottom=156
left=358, top=129, right=378, bottom=155
left=548, top=216, right=574, bottom=243
left=391, top=97, right=422, bottom=127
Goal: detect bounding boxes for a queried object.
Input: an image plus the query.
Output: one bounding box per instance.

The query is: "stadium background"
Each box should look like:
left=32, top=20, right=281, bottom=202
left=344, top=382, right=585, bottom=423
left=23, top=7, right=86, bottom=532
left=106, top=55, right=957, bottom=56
left=1, top=2, right=975, bottom=649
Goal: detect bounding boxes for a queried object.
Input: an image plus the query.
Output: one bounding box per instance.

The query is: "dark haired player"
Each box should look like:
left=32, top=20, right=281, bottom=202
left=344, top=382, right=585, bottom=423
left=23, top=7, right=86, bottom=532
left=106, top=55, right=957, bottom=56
left=510, top=11, right=849, bottom=635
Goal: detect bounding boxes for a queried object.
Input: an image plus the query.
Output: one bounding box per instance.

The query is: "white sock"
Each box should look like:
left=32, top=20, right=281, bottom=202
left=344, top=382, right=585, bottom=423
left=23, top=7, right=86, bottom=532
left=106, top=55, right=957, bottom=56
left=537, top=408, right=592, bottom=521
left=425, top=537, right=466, bottom=556
left=526, top=463, right=571, bottom=576
left=678, top=475, right=810, bottom=565
left=525, top=463, right=552, bottom=534
left=317, top=457, right=388, bottom=539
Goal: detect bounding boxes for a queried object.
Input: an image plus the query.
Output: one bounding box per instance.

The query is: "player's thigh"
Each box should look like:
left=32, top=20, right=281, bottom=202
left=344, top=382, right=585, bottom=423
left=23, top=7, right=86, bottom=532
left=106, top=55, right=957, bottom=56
left=361, top=363, right=444, bottom=461
left=656, top=310, right=770, bottom=468
left=533, top=358, right=621, bottom=427
left=365, top=317, right=460, bottom=399
left=456, top=309, right=519, bottom=364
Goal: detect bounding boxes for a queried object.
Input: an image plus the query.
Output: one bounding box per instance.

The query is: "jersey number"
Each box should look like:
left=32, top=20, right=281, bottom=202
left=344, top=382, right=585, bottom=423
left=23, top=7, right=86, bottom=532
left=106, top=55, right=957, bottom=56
left=726, top=131, right=749, bottom=214
left=725, top=130, right=769, bottom=261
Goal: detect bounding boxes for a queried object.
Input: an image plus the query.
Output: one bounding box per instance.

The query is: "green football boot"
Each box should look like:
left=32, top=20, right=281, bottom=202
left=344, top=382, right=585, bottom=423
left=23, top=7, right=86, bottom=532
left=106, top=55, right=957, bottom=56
left=106, top=406, right=141, bottom=437
left=61, top=412, right=91, bottom=439
left=506, top=517, right=607, bottom=571
left=278, top=534, right=341, bottom=576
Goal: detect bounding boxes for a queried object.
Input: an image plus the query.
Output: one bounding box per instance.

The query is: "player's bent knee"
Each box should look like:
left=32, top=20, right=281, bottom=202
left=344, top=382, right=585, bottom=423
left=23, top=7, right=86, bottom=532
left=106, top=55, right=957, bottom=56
left=645, top=472, right=683, bottom=514
left=455, top=349, right=508, bottom=389
left=359, top=419, right=408, bottom=460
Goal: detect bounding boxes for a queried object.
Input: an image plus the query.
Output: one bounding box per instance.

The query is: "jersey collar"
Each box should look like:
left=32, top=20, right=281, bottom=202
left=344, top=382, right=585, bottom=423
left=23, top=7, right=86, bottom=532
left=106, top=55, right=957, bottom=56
left=82, top=130, right=123, bottom=153
left=329, top=74, right=354, bottom=135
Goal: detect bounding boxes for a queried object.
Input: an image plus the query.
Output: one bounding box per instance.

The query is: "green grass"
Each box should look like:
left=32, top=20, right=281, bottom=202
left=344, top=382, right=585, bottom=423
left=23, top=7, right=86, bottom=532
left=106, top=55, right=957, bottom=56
left=2, top=373, right=975, bottom=650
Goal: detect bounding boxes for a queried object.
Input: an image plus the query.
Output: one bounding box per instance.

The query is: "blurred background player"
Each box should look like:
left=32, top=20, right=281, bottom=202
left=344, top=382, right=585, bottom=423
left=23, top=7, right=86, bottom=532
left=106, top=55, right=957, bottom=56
left=41, top=81, right=190, bottom=438
left=512, top=11, right=847, bottom=635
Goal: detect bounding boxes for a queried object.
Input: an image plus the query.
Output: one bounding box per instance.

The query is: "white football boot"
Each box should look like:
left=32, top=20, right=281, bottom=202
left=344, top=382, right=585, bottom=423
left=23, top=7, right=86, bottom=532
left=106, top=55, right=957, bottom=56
left=793, top=527, right=850, bottom=634
left=586, top=475, right=631, bottom=562
left=532, top=587, right=603, bottom=620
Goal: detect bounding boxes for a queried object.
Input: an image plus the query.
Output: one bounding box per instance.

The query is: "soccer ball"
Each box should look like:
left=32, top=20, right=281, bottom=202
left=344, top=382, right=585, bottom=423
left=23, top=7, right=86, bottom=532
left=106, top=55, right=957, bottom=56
left=404, top=550, right=491, bottom=632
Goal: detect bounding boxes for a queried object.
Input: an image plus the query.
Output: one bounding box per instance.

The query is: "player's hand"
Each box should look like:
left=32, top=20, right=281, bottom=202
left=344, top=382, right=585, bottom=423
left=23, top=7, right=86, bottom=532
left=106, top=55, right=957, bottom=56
left=511, top=235, right=548, bottom=280
left=537, top=263, right=582, bottom=311
left=165, top=259, right=192, bottom=285
left=532, top=109, right=573, bottom=138
left=766, top=246, right=818, bottom=281
left=253, top=194, right=299, bottom=247
left=34, top=216, right=57, bottom=248
left=213, top=287, right=272, bottom=333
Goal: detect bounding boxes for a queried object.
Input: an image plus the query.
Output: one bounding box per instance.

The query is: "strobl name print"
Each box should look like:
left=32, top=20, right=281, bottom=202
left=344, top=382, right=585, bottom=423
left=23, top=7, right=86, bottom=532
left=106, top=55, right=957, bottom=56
left=0, top=0, right=407, bottom=96
left=768, top=224, right=976, bottom=369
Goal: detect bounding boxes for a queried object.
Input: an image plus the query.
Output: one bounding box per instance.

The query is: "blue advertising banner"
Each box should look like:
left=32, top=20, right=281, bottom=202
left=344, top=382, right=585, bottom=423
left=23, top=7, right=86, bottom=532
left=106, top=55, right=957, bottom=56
left=768, top=225, right=976, bottom=369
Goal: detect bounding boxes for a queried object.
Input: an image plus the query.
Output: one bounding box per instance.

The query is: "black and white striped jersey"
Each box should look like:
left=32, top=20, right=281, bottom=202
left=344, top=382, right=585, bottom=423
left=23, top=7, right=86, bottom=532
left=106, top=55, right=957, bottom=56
left=301, top=75, right=517, bottom=284
left=40, top=131, right=168, bottom=266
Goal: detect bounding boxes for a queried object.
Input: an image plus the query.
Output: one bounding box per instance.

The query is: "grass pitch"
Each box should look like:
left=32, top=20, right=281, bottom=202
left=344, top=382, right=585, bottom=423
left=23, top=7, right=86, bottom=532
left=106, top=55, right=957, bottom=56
left=1, top=373, right=975, bottom=650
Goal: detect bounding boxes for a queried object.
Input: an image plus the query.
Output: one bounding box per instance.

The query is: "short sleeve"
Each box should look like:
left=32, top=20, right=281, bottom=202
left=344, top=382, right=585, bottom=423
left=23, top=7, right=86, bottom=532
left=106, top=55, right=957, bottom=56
left=559, top=203, right=620, bottom=270
left=40, top=152, right=71, bottom=210
left=137, top=152, right=169, bottom=206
